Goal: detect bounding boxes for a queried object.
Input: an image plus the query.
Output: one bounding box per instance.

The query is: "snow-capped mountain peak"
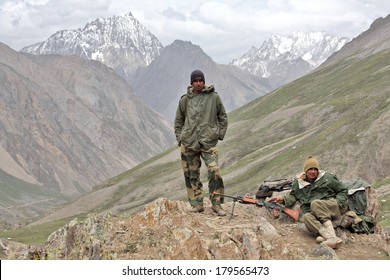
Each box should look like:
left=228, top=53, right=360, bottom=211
left=21, top=12, right=164, bottom=76
left=232, top=31, right=350, bottom=81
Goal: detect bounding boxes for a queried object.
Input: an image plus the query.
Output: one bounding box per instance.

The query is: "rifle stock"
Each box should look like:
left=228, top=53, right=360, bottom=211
left=279, top=207, right=300, bottom=222
left=213, top=192, right=300, bottom=222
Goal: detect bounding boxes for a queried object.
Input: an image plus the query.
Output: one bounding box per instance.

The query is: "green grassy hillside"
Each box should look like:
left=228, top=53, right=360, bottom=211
left=0, top=169, right=70, bottom=229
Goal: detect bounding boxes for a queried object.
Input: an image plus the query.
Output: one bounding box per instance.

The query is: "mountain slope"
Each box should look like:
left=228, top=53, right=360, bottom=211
left=0, top=169, right=69, bottom=229
left=323, top=14, right=390, bottom=67
left=0, top=43, right=175, bottom=226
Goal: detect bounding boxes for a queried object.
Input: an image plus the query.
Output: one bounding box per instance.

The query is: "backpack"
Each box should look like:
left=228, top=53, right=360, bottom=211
left=339, top=211, right=375, bottom=234
left=342, top=178, right=370, bottom=215
left=339, top=178, right=376, bottom=234
left=255, top=179, right=292, bottom=199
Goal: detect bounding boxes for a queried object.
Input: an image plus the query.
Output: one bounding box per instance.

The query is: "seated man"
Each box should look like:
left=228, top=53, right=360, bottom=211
left=269, top=155, right=348, bottom=249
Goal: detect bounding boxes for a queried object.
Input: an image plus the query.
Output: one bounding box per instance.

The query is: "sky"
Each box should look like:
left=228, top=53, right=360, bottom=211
left=0, top=0, right=389, bottom=64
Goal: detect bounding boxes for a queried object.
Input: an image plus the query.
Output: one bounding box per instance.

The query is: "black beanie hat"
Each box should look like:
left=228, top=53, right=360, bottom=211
left=190, top=70, right=205, bottom=84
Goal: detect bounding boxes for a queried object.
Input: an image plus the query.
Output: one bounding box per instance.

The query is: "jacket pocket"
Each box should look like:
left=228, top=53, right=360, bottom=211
left=207, top=123, right=219, bottom=139
left=180, top=127, right=196, bottom=146
left=200, top=124, right=219, bottom=147
left=180, top=127, right=190, bottom=141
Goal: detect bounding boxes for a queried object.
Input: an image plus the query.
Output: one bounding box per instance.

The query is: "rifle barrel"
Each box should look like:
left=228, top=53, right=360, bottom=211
left=213, top=192, right=241, bottom=200
left=214, top=191, right=299, bottom=222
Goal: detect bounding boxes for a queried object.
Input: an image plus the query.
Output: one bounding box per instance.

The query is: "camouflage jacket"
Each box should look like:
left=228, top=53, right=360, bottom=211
left=174, top=85, right=228, bottom=151
left=284, top=171, right=348, bottom=214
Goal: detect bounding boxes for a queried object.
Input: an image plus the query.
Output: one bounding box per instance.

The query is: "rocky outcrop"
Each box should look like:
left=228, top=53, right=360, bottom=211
left=1, top=197, right=389, bottom=260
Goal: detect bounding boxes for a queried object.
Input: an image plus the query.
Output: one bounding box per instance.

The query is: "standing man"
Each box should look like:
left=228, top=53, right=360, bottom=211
left=269, top=155, right=348, bottom=249
left=174, top=70, right=228, bottom=216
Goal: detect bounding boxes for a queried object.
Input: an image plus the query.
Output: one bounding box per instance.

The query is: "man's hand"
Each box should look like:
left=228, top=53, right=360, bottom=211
left=268, top=196, right=284, bottom=204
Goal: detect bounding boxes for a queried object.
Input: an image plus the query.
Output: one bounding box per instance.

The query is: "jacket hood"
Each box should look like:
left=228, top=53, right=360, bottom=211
left=296, top=170, right=326, bottom=189
left=186, top=85, right=215, bottom=98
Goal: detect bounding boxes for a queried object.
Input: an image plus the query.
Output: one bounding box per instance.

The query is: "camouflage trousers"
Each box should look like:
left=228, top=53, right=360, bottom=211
left=180, top=144, right=224, bottom=206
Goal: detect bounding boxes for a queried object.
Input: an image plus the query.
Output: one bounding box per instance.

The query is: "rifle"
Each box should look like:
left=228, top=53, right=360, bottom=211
left=213, top=192, right=300, bottom=222
left=256, top=179, right=292, bottom=199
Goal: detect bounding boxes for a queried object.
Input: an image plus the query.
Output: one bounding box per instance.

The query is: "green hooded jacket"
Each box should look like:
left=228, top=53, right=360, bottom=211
left=284, top=171, right=348, bottom=215
left=174, top=85, right=228, bottom=151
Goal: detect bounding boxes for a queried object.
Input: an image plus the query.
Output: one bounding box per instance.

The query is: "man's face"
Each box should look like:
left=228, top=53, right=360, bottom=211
left=192, top=79, right=204, bottom=93
left=306, top=168, right=319, bottom=181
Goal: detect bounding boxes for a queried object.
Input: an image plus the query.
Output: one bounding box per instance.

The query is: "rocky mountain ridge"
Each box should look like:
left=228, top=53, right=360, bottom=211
left=321, top=14, right=390, bottom=67
left=21, top=12, right=163, bottom=80
left=0, top=43, right=174, bottom=226
left=232, top=31, right=349, bottom=87
left=19, top=12, right=349, bottom=121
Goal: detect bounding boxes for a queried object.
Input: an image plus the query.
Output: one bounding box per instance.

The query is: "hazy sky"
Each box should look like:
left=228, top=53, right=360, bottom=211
left=0, top=0, right=389, bottom=63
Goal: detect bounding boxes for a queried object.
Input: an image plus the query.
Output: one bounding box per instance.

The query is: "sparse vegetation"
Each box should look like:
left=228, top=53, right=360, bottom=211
left=124, top=242, right=138, bottom=254
left=0, top=215, right=86, bottom=245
